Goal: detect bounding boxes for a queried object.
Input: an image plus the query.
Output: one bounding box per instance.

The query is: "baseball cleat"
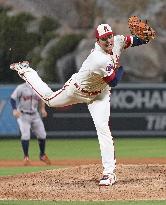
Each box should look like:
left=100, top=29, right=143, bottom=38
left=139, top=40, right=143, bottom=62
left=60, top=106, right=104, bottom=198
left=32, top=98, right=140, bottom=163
left=40, top=154, right=51, bottom=165
left=99, top=173, right=116, bottom=186
left=23, top=156, right=30, bottom=166
left=21, top=61, right=29, bottom=67
left=10, top=62, right=21, bottom=71
left=10, top=61, right=30, bottom=75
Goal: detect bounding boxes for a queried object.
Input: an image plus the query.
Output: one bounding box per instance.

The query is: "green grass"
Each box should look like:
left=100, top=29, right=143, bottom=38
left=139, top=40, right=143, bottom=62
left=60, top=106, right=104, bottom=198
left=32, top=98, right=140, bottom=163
left=116, top=138, right=166, bottom=158
left=0, top=166, right=59, bottom=176
left=0, top=139, right=100, bottom=160
left=0, top=200, right=166, bottom=205
left=0, top=138, right=165, bottom=176
left=0, top=138, right=165, bottom=160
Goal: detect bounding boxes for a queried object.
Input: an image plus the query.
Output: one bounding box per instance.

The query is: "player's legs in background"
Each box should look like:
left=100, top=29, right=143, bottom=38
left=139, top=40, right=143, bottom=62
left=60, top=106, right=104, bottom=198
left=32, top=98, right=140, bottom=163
left=31, top=113, right=51, bottom=165
left=88, top=90, right=116, bottom=182
left=17, top=115, right=31, bottom=165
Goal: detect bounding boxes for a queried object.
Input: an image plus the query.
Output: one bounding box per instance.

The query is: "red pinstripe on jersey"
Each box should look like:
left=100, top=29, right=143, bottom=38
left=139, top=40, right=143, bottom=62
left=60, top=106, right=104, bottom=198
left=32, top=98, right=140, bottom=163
left=23, top=75, right=69, bottom=102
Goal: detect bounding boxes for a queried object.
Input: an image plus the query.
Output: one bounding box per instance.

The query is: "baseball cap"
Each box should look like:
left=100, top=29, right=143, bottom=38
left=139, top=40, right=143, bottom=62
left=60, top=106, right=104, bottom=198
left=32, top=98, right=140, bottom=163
left=96, top=24, right=114, bottom=39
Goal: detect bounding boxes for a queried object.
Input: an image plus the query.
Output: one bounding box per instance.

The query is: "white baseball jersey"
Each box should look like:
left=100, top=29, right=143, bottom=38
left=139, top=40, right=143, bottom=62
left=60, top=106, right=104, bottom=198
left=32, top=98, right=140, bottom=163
left=74, top=35, right=127, bottom=93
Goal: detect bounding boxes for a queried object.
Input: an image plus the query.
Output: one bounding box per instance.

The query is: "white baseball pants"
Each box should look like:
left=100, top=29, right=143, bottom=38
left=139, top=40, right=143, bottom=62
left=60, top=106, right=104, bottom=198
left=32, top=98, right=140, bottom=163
left=22, top=68, right=116, bottom=175
left=88, top=91, right=116, bottom=175
left=17, top=113, right=46, bottom=140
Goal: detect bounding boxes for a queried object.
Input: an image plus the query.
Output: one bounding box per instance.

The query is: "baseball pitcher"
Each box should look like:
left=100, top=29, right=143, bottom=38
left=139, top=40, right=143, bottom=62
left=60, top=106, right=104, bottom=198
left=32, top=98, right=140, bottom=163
left=10, top=17, right=156, bottom=185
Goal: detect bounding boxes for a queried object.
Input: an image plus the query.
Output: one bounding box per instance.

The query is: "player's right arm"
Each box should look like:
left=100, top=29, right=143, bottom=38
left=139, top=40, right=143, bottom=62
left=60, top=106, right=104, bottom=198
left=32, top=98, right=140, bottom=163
left=10, top=98, right=22, bottom=118
left=102, top=65, right=124, bottom=87
left=108, top=66, right=124, bottom=87
left=101, top=54, right=124, bottom=87
left=10, top=86, right=22, bottom=118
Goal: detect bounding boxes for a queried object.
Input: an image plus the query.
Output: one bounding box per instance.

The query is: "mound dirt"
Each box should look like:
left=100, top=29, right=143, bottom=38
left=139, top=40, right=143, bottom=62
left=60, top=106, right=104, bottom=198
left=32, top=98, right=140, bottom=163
left=0, top=163, right=166, bottom=201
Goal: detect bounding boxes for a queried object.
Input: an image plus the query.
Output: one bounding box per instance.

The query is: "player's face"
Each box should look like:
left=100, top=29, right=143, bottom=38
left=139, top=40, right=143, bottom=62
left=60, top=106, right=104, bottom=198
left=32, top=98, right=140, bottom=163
left=97, top=34, right=114, bottom=55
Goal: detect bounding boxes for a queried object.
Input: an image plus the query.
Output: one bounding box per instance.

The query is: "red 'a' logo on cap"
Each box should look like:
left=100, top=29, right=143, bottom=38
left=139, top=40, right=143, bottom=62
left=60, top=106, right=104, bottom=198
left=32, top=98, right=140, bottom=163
left=104, top=26, right=109, bottom=32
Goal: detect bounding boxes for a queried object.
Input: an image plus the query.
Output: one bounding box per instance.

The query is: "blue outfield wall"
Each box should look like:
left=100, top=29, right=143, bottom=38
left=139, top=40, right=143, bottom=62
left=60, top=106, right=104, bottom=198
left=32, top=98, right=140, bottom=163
left=0, top=85, right=19, bottom=136
left=1, top=83, right=166, bottom=138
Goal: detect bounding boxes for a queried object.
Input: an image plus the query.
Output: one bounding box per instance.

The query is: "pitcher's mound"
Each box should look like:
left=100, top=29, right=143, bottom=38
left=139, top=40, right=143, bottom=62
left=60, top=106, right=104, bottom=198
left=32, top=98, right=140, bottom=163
left=0, top=164, right=166, bottom=201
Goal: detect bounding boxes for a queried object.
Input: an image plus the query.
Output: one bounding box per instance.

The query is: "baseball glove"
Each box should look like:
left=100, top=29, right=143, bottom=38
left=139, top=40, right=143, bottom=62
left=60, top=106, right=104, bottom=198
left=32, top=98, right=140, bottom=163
left=128, top=16, right=156, bottom=42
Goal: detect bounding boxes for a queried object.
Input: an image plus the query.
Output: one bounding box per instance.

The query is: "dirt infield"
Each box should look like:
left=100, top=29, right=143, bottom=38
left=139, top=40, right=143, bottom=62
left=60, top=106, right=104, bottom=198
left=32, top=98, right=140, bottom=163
left=0, top=158, right=166, bottom=167
left=0, top=158, right=166, bottom=201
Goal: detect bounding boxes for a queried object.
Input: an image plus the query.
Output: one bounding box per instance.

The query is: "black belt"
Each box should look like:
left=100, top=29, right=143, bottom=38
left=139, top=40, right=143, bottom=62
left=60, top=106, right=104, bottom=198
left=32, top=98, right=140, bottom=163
left=74, top=83, right=101, bottom=96
left=20, top=111, right=36, bottom=115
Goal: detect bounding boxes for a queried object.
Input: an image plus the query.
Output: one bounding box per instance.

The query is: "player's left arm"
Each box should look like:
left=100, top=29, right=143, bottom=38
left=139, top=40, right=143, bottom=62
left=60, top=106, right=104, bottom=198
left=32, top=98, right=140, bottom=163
left=124, top=35, right=149, bottom=49
left=39, top=100, right=47, bottom=118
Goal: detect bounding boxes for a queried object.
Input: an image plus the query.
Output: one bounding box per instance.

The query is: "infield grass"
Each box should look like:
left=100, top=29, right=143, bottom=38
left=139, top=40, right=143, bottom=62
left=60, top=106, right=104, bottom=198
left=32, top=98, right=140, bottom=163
left=0, top=166, right=59, bottom=176
left=0, top=138, right=166, bottom=160
left=0, top=138, right=166, bottom=203
left=0, top=138, right=165, bottom=176
left=0, top=200, right=166, bottom=205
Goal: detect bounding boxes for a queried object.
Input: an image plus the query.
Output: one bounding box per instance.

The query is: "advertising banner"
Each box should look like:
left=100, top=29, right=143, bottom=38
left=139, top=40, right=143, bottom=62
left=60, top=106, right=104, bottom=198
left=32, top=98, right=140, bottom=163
left=1, top=84, right=166, bottom=138
left=0, top=85, right=19, bottom=136
left=110, top=83, right=166, bottom=136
